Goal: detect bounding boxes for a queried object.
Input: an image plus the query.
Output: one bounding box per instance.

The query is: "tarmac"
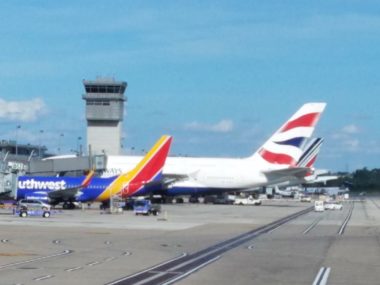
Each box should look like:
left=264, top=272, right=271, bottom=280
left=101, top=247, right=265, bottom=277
left=0, top=197, right=379, bottom=285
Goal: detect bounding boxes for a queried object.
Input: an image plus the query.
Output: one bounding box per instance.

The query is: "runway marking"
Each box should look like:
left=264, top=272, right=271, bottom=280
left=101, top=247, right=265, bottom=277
left=106, top=207, right=313, bottom=285
left=303, top=216, right=323, bottom=235
left=87, top=261, right=101, bottom=266
left=0, top=249, right=73, bottom=270
left=338, top=202, right=354, bottom=235
left=65, top=266, right=83, bottom=272
left=104, top=257, right=116, bottom=262
left=33, top=274, right=54, bottom=281
left=312, top=267, right=331, bottom=285
left=370, top=199, right=380, bottom=210
left=105, top=253, right=188, bottom=285
left=161, top=255, right=221, bottom=285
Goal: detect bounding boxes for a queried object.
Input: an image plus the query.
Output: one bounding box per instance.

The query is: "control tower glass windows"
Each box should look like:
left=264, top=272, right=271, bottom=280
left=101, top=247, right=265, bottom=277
left=86, top=100, right=110, bottom=106
left=85, top=85, right=126, bottom=94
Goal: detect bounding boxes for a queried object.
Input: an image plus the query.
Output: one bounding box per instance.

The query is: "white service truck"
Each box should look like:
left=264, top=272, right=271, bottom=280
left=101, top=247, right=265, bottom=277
left=233, top=196, right=262, bottom=206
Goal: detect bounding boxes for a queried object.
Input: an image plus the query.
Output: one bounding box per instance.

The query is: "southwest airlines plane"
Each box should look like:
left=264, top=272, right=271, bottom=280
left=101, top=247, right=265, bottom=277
left=103, top=103, right=327, bottom=197
left=17, top=135, right=172, bottom=208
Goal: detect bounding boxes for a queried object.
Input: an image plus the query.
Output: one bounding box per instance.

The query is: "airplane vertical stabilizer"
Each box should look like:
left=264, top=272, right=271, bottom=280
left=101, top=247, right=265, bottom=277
left=248, top=103, right=326, bottom=169
left=96, top=135, right=172, bottom=200
left=297, top=137, right=324, bottom=168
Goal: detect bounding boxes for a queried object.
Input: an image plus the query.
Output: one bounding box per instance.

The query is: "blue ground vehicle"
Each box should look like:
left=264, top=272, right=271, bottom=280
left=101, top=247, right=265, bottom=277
left=133, top=200, right=161, bottom=216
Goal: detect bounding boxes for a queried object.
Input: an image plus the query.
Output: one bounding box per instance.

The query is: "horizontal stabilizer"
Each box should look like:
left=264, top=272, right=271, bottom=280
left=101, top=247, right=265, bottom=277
left=264, top=167, right=311, bottom=183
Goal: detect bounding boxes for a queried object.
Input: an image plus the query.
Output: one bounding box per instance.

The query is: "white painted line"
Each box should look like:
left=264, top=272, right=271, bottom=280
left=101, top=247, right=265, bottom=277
left=87, top=261, right=101, bottom=266
left=105, top=253, right=187, bottom=285
left=65, top=266, right=83, bottom=272
left=338, top=203, right=354, bottom=235
left=303, top=217, right=323, bottom=235
left=161, top=255, right=221, bottom=285
left=312, top=267, right=331, bottom=285
left=0, top=250, right=72, bottom=270
left=313, top=267, right=325, bottom=285
left=320, top=267, right=331, bottom=285
left=34, top=275, right=54, bottom=281
left=104, top=257, right=116, bottom=262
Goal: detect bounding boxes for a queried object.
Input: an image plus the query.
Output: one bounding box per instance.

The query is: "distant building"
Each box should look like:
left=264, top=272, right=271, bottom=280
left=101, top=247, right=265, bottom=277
left=82, top=78, right=127, bottom=155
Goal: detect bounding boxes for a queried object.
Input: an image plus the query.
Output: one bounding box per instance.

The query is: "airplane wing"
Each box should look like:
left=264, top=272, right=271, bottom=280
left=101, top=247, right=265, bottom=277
left=305, top=175, right=339, bottom=184
left=47, top=170, right=95, bottom=202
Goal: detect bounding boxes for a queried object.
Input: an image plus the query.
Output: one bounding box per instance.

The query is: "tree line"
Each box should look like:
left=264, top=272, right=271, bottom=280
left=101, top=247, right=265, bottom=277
left=325, top=168, right=380, bottom=192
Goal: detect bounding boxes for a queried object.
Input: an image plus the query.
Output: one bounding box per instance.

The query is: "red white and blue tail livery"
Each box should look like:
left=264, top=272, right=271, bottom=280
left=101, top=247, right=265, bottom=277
left=251, top=103, right=326, bottom=169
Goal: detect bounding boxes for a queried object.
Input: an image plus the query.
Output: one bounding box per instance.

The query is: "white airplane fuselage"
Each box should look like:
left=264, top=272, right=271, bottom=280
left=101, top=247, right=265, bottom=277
left=103, top=155, right=283, bottom=195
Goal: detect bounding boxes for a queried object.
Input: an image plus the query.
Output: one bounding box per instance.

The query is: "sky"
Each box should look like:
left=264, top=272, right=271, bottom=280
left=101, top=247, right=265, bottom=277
left=0, top=1, right=379, bottom=171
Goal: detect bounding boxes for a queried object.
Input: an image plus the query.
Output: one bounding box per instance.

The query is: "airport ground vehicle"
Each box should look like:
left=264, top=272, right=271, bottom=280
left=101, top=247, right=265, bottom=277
left=314, top=200, right=325, bottom=212
left=133, top=200, right=161, bottom=216
left=14, top=205, right=51, bottom=218
left=324, top=202, right=343, bottom=210
left=300, top=195, right=312, bottom=202
left=214, top=195, right=235, bottom=204
left=233, top=196, right=262, bottom=206
left=17, top=199, right=51, bottom=211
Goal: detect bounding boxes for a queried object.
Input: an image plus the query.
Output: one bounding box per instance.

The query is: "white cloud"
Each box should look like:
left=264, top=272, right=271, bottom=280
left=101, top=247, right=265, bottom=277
left=330, top=124, right=362, bottom=153
left=342, top=138, right=360, bottom=152
left=342, top=124, right=360, bottom=134
left=184, top=119, right=234, bottom=133
left=0, top=98, right=47, bottom=122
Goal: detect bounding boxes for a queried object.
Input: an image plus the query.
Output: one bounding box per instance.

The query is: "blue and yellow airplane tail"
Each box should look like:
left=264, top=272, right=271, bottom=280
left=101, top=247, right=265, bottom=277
left=96, top=135, right=172, bottom=201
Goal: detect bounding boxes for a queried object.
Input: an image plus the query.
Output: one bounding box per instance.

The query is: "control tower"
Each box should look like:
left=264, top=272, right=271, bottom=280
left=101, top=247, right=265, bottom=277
left=82, top=78, right=127, bottom=155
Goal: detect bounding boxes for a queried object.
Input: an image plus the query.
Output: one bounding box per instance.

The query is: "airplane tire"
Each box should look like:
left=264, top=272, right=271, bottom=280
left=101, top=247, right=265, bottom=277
left=43, top=211, right=50, bottom=218
left=20, top=211, right=27, bottom=218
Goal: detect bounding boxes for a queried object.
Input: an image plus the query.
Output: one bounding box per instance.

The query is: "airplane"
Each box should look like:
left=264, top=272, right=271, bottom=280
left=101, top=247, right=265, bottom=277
left=102, top=103, right=327, bottom=199
left=16, top=135, right=172, bottom=208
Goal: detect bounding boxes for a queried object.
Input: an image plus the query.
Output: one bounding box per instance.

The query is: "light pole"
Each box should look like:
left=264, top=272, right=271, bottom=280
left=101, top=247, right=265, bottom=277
left=58, top=133, right=64, bottom=153
left=15, top=125, right=21, bottom=155
left=77, top=136, right=82, bottom=156
left=39, top=130, right=44, bottom=158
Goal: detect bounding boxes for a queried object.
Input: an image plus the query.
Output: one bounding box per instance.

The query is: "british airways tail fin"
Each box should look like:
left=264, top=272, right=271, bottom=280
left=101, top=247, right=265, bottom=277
left=249, top=103, right=326, bottom=169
